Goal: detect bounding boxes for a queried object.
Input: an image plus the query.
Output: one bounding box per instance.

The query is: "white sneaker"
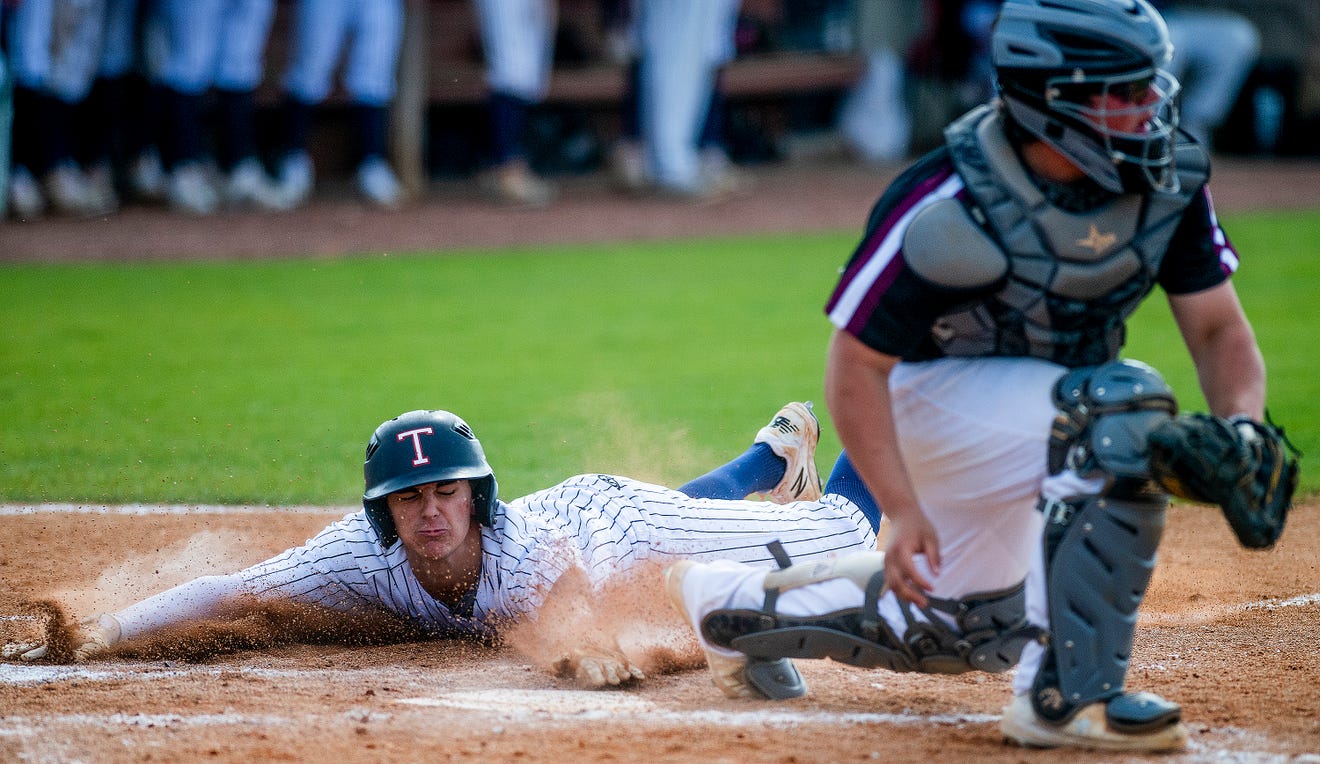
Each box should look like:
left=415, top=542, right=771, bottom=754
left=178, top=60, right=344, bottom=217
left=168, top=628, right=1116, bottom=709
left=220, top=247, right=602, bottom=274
left=608, top=140, right=648, bottom=193
left=84, top=162, right=120, bottom=216
left=663, top=561, right=758, bottom=699
left=1000, top=694, right=1188, bottom=752
left=225, top=157, right=287, bottom=211
left=755, top=402, right=822, bottom=503
left=44, top=162, right=97, bottom=216
left=276, top=151, right=314, bottom=209
left=167, top=162, right=219, bottom=216
left=130, top=150, right=167, bottom=202
left=477, top=158, right=555, bottom=207
left=356, top=156, right=403, bottom=209
left=9, top=166, right=46, bottom=219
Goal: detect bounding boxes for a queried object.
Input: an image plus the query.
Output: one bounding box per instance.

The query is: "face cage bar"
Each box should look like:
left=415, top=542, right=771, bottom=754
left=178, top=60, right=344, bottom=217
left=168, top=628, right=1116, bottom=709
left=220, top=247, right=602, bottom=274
left=1045, top=67, right=1181, bottom=174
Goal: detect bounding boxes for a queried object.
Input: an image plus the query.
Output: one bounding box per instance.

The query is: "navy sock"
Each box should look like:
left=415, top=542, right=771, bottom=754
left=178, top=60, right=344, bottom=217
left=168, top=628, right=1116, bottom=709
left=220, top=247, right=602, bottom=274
left=678, top=443, right=784, bottom=500
left=216, top=88, right=257, bottom=172
left=824, top=450, right=882, bottom=533
left=352, top=103, right=389, bottom=164
left=487, top=91, right=529, bottom=165
left=282, top=97, right=314, bottom=156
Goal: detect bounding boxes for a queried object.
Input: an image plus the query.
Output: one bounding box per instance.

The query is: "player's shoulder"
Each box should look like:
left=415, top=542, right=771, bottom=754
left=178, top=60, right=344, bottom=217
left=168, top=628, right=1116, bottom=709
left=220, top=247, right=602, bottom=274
left=866, top=147, right=1006, bottom=290
left=863, top=146, right=958, bottom=236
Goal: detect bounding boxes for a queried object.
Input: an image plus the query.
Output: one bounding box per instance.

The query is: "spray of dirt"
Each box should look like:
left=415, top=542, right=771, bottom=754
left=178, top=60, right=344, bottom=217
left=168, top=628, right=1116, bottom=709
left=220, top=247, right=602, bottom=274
left=502, top=561, right=706, bottom=683
left=56, top=530, right=270, bottom=617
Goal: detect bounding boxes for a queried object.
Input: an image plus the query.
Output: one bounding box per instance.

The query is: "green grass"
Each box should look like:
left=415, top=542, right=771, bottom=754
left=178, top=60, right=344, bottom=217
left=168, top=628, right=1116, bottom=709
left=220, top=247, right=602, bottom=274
left=1, top=213, right=1315, bottom=506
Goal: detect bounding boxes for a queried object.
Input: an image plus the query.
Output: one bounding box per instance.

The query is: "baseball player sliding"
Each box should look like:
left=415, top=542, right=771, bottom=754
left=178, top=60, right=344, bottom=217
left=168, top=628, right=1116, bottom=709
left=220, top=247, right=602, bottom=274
left=4, top=403, right=878, bottom=687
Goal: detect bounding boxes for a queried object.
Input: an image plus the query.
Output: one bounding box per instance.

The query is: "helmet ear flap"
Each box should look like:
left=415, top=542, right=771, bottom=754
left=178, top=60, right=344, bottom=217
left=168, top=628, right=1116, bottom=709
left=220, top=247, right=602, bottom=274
left=364, top=496, right=398, bottom=548
left=471, top=475, right=499, bottom=526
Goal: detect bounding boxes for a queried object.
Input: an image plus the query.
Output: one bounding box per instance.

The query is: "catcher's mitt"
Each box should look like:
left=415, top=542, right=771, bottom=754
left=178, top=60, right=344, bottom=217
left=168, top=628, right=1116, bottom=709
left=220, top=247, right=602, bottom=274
left=1148, top=412, right=1300, bottom=549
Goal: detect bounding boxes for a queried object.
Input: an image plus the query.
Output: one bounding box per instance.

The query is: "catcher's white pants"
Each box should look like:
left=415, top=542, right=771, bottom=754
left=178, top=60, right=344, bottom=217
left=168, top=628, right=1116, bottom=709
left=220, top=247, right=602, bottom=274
left=682, top=357, right=1103, bottom=688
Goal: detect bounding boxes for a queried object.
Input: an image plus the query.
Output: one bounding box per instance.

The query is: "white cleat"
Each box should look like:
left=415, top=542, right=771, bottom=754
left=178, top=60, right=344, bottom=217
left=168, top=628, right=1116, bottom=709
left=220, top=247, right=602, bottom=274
left=167, top=162, right=219, bottom=216
left=44, top=162, right=98, bottom=216
left=225, top=157, right=288, bottom=211
left=83, top=162, right=120, bottom=216
left=1000, top=694, right=1189, bottom=752
left=477, top=158, right=555, bottom=207
left=755, top=402, right=822, bottom=503
left=276, top=151, right=315, bottom=209
left=129, top=150, right=167, bottom=202
left=663, top=560, right=760, bottom=699
left=8, top=166, right=46, bottom=219
left=357, top=156, right=404, bottom=209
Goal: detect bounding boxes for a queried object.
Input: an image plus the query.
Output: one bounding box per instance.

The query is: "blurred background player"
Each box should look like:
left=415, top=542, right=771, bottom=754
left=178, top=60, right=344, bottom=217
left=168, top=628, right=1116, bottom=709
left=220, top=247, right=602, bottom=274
left=470, top=0, right=558, bottom=206
left=155, top=0, right=283, bottom=215
left=274, top=0, right=404, bottom=210
left=5, top=0, right=115, bottom=218
left=1152, top=0, right=1259, bottom=151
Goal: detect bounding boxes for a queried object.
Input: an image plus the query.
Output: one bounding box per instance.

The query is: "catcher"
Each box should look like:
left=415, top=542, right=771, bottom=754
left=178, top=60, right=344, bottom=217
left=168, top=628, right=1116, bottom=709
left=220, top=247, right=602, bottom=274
left=3, top=403, right=880, bottom=686
left=666, top=0, right=1298, bottom=754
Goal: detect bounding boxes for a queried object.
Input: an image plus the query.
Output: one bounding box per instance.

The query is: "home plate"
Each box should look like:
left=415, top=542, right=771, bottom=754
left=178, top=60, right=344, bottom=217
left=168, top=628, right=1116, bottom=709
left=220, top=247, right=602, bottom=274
left=399, top=689, right=657, bottom=719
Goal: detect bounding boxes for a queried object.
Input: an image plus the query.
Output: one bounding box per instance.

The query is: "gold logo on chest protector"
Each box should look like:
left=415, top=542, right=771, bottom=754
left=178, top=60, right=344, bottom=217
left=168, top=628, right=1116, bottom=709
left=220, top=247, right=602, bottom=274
left=1076, top=224, right=1118, bottom=255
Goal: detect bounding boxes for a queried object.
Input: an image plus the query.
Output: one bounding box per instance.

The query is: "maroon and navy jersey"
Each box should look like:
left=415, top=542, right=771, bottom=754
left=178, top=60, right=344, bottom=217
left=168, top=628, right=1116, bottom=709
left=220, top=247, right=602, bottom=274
left=825, top=147, right=1239, bottom=361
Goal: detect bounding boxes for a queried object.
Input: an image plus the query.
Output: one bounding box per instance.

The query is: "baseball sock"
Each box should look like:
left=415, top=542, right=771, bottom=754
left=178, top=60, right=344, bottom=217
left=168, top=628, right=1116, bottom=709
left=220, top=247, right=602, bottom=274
left=487, top=91, right=528, bottom=166
left=215, top=88, right=257, bottom=172
left=823, top=451, right=882, bottom=533
left=677, top=443, right=783, bottom=500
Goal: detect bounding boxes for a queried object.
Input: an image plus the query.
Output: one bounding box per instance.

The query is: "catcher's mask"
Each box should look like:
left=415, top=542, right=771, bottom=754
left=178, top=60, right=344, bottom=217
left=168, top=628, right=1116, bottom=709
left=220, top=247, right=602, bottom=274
left=992, top=0, right=1181, bottom=193
left=362, top=409, right=499, bottom=547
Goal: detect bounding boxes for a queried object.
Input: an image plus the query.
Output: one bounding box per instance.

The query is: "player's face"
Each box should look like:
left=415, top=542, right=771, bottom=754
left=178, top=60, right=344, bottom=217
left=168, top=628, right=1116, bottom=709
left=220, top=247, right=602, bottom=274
left=387, top=479, right=474, bottom=562
left=1084, top=78, right=1159, bottom=135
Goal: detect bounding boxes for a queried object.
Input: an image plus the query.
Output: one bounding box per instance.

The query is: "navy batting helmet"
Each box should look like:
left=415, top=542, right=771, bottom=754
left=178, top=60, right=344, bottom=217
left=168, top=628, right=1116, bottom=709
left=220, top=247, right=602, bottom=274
left=362, top=410, right=499, bottom=547
left=992, top=0, right=1181, bottom=193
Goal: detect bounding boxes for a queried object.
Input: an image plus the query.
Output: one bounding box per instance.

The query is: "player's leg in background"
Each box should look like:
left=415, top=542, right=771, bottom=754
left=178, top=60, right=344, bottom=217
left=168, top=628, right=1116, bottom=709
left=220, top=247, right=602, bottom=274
left=6, top=0, right=55, bottom=218
left=158, top=0, right=223, bottom=214
left=126, top=0, right=171, bottom=203
left=472, top=0, right=556, bottom=206
left=45, top=0, right=113, bottom=216
left=344, top=0, right=403, bottom=208
left=213, top=0, right=282, bottom=210
left=276, top=0, right=351, bottom=208
left=636, top=0, right=718, bottom=197
left=1163, top=7, right=1259, bottom=151
left=78, top=0, right=143, bottom=213
left=695, top=0, right=745, bottom=195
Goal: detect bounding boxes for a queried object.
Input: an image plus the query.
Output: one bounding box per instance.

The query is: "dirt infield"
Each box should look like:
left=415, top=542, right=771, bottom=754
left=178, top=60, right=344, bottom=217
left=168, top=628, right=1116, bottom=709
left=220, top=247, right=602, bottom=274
left=2, top=158, right=1318, bottom=761
left=1, top=501, right=1317, bottom=762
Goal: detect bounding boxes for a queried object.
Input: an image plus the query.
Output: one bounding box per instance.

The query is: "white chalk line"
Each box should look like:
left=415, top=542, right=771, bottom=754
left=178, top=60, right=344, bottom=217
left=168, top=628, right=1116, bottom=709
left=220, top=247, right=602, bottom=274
left=400, top=688, right=998, bottom=728
left=0, top=503, right=351, bottom=516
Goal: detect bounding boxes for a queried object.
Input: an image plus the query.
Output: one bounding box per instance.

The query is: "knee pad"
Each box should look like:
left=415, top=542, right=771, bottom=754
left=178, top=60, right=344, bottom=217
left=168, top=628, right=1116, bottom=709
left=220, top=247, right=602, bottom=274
left=1049, top=359, right=1177, bottom=496
left=1034, top=359, right=1177, bottom=723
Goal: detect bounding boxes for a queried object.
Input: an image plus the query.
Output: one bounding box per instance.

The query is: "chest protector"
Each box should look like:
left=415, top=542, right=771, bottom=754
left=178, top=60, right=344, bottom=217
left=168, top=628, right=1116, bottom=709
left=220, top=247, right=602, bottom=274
left=908, top=106, right=1207, bottom=367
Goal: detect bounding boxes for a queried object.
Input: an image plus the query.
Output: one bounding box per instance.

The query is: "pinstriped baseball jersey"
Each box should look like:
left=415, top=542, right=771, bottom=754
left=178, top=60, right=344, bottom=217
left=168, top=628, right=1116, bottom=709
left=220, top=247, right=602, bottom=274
left=237, top=473, right=876, bottom=638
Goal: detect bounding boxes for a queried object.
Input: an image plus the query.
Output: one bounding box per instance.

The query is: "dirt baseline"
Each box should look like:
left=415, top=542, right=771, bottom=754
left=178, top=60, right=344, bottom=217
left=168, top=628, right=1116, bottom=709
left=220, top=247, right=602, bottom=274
left=1, top=501, right=1317, bottom=763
